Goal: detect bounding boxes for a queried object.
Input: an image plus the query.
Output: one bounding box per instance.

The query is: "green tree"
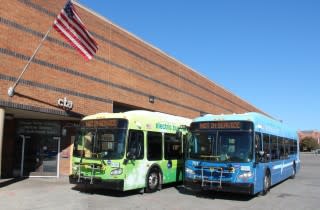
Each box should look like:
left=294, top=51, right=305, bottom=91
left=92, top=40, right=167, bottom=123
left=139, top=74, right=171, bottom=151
left=300, top=137, right=319, bottom=151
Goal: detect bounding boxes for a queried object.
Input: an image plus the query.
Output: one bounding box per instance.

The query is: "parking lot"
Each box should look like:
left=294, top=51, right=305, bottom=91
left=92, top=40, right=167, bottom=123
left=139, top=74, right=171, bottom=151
left=1, top=153, right=319, bottom=210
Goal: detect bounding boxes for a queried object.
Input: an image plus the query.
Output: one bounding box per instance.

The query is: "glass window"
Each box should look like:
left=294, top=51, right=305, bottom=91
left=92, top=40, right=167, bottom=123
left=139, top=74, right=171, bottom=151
left=284, top=138, right=290, bottom=156
left=255, top=132, right=262, bottom=162
left=262, top=134, right=271, bottom=162
left=188, top=132, right=215, bottom=159
left=147, top=132, right=162, bottom=161
left=290, top=139, right=297, bottom=155
left=271, top=135, right=279, bottom=161
left=73, top=127, right=126, bottom=159
left=127, top=130, right=144, bottom=160
left=278, top=137, right=286, bottom=159
left=187, top=131, right=253, bottom=162
left=164, top=134, right=182, bottom=160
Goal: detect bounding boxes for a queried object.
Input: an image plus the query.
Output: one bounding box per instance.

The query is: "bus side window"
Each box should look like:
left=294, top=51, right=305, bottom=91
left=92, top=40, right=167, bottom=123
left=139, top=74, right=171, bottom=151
left=286, top=138, right=291, bottom=156
left=278, top=137, right=285, bottom=159
left=147, top=132, right=162, bottom=161
left=255, top=132, right=262, bottom=162
left=263, top=134, right=270, bottom=162
left=127, top=130, right=144, bottom=160
left=271, top=135, right=279, bottom=161
left=164, top=134, right=182, bottom=160
left=290, top=139, right=297, bottom=155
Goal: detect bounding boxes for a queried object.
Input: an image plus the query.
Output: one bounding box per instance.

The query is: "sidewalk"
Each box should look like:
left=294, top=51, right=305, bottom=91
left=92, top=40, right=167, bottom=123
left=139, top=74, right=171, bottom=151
left=0, top=176, right=69, bottom=188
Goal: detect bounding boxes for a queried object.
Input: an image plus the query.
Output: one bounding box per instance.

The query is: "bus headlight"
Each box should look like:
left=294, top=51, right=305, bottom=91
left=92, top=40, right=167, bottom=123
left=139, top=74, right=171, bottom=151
left=110, top=168, right=123, bottom=175
left=185, top=167, right=195, bottom=175
left=238, top=171, right=253, bottom=179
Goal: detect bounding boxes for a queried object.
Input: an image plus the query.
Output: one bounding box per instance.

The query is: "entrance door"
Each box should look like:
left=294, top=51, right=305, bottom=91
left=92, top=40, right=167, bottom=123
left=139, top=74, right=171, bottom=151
left=17, top=135, right=60, bottom=177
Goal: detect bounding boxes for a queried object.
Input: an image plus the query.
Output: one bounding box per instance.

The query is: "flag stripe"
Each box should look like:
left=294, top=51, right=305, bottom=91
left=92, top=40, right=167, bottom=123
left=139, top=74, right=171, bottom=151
left=59, top=11, right=97, bottom=53
left=72, top=10, right=98, bottom=47
left=53, top=1, right=97, bottom=61
left=54, top=20, right=93, bottom=60
left=53, top=26, right=91, bottom=61
left=53, top=23, right=92, bottom=60
left=56, top=15, right=95, bottom=56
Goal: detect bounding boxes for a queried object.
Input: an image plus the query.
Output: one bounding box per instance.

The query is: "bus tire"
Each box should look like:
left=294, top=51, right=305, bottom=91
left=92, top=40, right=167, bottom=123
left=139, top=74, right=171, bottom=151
left=146, top=168, right=160, bottom=193
left=291, top=162, right=296, bottom=179
left=261, top=171, right=271, bottom=196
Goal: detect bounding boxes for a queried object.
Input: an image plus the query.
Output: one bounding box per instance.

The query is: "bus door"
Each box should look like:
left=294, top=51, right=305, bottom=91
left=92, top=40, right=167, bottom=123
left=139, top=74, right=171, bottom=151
left=270, top=135, right=282, bottom=184
left=164, top=133, right=183, bottom=182
left=124, top=129, right=145, bottom=190
left=254, top=132, right=265, bottom=192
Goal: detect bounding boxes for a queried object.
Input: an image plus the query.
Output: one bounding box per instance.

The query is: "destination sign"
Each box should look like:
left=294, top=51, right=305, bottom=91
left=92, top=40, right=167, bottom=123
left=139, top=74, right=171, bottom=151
left=81, top=119, right=127, bottom=128
left=189, top=121, right=254, bottom=131
left=199, top=121, right=241, bottom=129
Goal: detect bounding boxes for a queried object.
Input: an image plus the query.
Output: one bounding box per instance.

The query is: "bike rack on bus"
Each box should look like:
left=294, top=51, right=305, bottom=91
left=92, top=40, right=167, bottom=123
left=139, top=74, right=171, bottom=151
left=200, top=166, right=235, bottom=189
left=76, top=161, right=104, bottom=184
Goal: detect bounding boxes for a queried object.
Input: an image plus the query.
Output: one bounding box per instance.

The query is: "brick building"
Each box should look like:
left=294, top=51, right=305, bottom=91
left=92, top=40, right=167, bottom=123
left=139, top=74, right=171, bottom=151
left=0, top=0, right=265, bottom=178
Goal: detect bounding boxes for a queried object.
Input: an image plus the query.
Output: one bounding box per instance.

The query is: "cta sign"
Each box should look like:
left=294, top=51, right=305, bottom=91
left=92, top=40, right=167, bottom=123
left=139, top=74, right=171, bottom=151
left=58, top=97, right=73, bottom=110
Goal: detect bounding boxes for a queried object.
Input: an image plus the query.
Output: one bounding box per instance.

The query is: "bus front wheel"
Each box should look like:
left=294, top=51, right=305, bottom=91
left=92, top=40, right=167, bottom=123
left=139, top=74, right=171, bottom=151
left=261, top=172, right=271, bottom=196
left=146, top=168, right=160, bottom=193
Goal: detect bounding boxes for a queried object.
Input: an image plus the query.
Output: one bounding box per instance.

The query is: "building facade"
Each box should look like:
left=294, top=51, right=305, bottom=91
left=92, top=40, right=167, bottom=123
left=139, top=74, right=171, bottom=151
left=0, top=0, right=265, bottom=178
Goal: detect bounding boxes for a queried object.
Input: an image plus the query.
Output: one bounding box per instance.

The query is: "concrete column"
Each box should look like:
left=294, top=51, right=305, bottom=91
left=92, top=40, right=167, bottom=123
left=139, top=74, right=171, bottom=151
left=0, top=108, right=5, bottom=178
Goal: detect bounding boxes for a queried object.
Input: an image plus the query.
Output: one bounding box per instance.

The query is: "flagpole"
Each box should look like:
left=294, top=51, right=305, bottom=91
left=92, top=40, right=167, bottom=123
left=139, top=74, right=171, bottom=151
left=7, top=26, right=54, bottom=97
left=7, top=0, right=72, bottom=97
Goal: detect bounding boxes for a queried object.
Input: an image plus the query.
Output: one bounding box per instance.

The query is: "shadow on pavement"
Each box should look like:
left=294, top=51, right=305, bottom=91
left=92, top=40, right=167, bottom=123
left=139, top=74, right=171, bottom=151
left=175, top=185, right=255, bottom=201
left=71, top=184, right=143, bottom=197
left=0, top=177, right=28, bottom=188
left=71, top=181, right=255, bottom=201
left=71, top=182, right=182, bottom=197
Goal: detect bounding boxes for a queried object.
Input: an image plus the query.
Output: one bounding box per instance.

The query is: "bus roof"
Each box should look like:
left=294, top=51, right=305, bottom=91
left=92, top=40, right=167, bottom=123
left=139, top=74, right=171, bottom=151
left=82, top=110, right=192, bottom=133
left=193, top=112, right=297, bottom=139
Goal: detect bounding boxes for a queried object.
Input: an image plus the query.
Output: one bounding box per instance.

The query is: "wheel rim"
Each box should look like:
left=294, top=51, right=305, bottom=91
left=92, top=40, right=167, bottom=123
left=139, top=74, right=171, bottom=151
left=148, top=172, right=158, bottom=189
left=264, top=175, right=270, bottom=191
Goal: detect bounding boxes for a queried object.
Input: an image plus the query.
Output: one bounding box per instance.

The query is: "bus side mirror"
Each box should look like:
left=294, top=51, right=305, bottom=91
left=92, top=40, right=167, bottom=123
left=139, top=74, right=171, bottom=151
left=126, top=152, right=136, bottom=160
left=258, top=151, right=265, bottom=156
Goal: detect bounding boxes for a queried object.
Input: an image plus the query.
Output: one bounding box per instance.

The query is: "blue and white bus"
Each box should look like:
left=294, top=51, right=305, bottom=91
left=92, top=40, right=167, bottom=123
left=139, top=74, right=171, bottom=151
left=184, top=112, right=300, bottom=195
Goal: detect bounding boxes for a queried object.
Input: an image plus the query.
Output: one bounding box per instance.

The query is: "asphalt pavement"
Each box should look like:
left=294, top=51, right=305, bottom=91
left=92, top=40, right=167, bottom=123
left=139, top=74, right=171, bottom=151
left=0, top=152, right=319, bottom=210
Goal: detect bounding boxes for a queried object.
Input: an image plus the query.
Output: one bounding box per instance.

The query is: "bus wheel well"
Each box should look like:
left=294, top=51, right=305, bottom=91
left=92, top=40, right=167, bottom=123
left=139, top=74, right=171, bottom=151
left=260, top=168, right=271, bottom=196
left=265, top=167, right=271, bottom=184
left=265, top=168, right=271, bottom=177
left=145, top=164, right=163, bottom=193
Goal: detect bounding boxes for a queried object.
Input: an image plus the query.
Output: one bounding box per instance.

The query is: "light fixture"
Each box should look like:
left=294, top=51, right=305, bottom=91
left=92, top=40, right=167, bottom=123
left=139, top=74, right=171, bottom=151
left=149, top=96, right=155, bottom=103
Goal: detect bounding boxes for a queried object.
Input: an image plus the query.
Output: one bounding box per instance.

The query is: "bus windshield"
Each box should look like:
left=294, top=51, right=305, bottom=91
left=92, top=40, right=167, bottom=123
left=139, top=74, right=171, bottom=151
left=73, top=119, right=127, bottom=160
left=187, top=131, right=253, bottom=163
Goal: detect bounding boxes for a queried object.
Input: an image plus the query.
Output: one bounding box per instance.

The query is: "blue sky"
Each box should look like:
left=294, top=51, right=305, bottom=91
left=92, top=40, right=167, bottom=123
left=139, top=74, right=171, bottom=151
left=77, top=0, right=320, bottom=131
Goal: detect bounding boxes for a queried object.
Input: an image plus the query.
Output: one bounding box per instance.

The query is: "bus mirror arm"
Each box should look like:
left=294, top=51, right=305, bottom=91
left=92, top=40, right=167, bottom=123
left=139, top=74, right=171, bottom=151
left=123, top=158, right=128, bottom=165
left=126, top=152, right=136, bottom=160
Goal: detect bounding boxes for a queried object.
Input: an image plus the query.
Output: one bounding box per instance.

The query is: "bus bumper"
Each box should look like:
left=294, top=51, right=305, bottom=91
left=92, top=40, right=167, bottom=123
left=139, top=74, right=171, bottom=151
left=69, top=175, right=124, bottom=191
left=184, top=178, right=254, bottom=195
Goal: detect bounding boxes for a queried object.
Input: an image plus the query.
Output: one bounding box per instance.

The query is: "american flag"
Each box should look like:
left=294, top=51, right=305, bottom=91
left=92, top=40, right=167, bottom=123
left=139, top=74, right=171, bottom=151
left=53, top=1, right=98, bottom=61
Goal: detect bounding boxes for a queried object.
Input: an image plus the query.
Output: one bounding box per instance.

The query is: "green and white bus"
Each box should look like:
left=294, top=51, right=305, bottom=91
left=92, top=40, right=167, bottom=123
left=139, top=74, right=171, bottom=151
left=69, top=110, right=191, bottom=192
